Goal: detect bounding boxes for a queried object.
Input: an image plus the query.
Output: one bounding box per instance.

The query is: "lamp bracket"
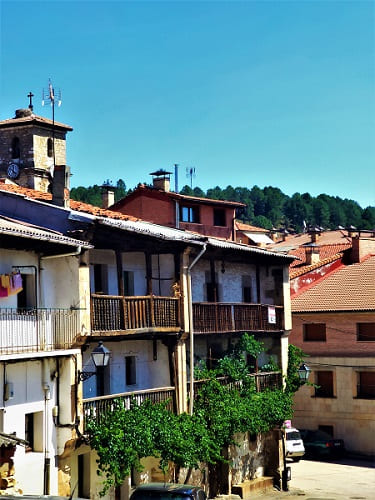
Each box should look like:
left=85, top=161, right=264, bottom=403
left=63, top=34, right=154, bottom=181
left=78, top=370, right=96, bottom=382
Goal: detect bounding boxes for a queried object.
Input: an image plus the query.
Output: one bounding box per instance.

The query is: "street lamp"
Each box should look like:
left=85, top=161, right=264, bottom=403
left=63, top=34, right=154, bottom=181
left=78, top=341, right=111, bottom=382
left=298, top=363, right=311, bottom=384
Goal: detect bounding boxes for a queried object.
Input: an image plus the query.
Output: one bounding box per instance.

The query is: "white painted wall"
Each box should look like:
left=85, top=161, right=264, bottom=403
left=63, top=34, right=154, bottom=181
left=82, top=339, right=171, bottom=399
left=151, top=254, right=175, bottom=296
left=1, top=358, right=57, bottom=495
left=191, top=259, right=260, bottom=303
left=41, top=256, right=80, bottom=309
left=88, top=250, right=177, bottom=297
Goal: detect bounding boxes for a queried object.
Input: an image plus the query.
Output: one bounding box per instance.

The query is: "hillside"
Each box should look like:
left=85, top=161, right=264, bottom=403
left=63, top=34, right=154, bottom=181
left=70, top=181, right=375, bottom=232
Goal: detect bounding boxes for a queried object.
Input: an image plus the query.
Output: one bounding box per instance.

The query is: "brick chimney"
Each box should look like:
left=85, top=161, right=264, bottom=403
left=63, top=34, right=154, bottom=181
left=351, top=236, right=375, bottom=263
left=150, top=169, right=172, bottom=192
left=101, top=185, right=115, bottom=208
left=309, top=227, right=321, bottom=243
left=52, top=165, right=70, bottom=208
left=305, top=244, right=320, bottom=265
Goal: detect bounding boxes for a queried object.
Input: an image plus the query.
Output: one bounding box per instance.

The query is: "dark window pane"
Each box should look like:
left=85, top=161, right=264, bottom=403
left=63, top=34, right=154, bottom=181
left=315, top=371, right=334, bottom=397
left=357, top=323, right=375, bottom=341
left=213, top=208, right=226, bottom=226
left=358, top=372, right=375, bottom=398
left=304, top=323, right=326, bottom=341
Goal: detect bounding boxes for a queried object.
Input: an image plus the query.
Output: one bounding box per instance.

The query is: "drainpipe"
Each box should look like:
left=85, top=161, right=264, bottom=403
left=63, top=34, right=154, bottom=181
left=40, top=246, right=82, bottom=261
left=184, top=243, right=207, bottom=415
left=42, top=359, right=51, bottom=495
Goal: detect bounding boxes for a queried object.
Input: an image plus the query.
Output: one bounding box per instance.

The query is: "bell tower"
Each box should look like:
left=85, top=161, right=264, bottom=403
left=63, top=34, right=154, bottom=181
left=0, top=100, right=72, bottom=193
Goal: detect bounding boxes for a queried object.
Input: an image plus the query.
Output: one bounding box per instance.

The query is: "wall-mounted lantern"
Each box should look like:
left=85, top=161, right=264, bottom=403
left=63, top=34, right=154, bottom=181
left=78, top=341, right=111, bottom=382
left=298, top=363, right=311, bottom=384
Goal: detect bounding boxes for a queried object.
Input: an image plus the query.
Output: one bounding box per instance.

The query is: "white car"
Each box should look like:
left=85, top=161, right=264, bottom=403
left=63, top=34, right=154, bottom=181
left=285, top=427, right=305, bottom=462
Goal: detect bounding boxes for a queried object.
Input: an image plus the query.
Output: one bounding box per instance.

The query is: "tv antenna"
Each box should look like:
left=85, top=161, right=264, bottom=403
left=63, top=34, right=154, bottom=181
left=42, top=79, right=62, bottom=175
left=186, top=167, right=196, bottom=189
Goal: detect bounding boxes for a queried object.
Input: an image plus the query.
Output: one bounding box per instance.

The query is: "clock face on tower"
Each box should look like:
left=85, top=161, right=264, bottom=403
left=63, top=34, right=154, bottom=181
left=7, top=163, right=20, bottom=180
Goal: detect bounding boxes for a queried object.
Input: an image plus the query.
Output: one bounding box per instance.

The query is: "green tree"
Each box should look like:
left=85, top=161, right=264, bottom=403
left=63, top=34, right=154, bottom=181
left=87, top=335, right=307, bottom=495
left=362, top=206, right=375, bottom=229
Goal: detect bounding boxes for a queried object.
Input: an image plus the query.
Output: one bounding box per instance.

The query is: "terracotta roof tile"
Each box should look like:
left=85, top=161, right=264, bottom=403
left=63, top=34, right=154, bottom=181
left=235, top=221, right=268, bottom=233
left=289, top=243, right=351, bottom=270
left=0, top=182, right=139, bottom=222
left=292, top=255, right=375, bottom=312
left=111, top=184, right=245, bottom=209
left=0, top=113, right=72, bottom=131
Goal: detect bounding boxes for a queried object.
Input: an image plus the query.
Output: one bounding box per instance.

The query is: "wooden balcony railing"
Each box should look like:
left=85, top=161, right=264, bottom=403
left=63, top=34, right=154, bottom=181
left=193, top=302, right=284, bottom=333
left=91, top=295, right=181, bottom=333
left=83, top=386, right=176, bottom=431
left=191, top=372, right=282, bottom=398
left=0, top=308, right=80, bottom=355
left=83, top=373, right=282, bottom=430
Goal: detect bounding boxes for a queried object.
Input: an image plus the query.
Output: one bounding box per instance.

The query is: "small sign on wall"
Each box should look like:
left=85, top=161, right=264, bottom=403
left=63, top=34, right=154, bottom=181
left=268, top=306, right=276, bottom=324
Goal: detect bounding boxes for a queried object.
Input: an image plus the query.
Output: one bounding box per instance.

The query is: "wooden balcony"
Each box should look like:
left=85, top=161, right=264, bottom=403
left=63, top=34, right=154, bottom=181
left=191, top=371, right=282, bottom=397
left=83, top=386, right=176, bottom=431
left=91, top=294, right=181, bottom=334
left=193, top=302, right=284, bottom=333
left=0, top=308, right=80, bottom=355
left=82, top=373, right=281, bottom=430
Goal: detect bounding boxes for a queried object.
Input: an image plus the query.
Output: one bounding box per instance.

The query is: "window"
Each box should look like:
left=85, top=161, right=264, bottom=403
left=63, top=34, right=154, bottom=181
left=123, top=271, right=134, bottom=296
left=357, top=372, right=375, bottom=399
left=205, top=271, right=219, bottom=302
left=47, top=138, right=53, bottom=157
left=17, top=274, right=36, bottom=309
left=243, top=286, right=252, bottom=303
left=125, top=356, right=137, bottom=385
left=304, top=323, right=326, bottom=341
left=93, top=264, right=108, bottom=294
left=213, top=208, right=226, bottom=227
left=315, top=371, right=334, bottom=397
left=11, top=137, right=20, bottom=159
left=180, top=205, right=200, bottom=223
left=25, top=412, right=43, bottom=452
left=357, top=323, right=375, bottom=341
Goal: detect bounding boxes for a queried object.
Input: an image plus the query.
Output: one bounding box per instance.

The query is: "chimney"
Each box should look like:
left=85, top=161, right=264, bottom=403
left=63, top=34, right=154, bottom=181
left=270, top=229, right=279, bottom=242
left=309, top=227, right=321, bottom=243
left=348, top=225, right=357, bottom=238
left=52, top=165, right=70, bottom=208
left=351, top=236, right=375, bottom=263
left=150, top=169, right=172, bottom=192
left=305, top=244, right=320, bottom=265
left=101, top=185, right=115, bottom=209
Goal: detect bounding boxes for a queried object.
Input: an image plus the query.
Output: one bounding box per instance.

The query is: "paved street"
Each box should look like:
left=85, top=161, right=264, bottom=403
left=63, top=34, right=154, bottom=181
left=255, top=457, right=375, bottom=499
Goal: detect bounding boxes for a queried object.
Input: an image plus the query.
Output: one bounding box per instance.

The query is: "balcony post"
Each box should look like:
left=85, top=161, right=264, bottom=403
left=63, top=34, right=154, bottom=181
left=150, top=295, right=155, bottom=327
left=115, top=251, right=124, bottom=296
left=145, top=252, right=153, bottom=295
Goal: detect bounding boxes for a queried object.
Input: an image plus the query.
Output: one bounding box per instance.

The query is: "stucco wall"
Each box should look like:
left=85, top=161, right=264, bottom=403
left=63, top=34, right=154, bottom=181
left=89, top=250, right=176, bottom=297
left=82, top=339, right=171, bottom=399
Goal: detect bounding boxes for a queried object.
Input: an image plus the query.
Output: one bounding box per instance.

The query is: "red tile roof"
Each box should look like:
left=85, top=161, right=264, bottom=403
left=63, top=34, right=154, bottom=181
left=292, top=255, right=375, bottom=312
left=0, top=181, right=139, bottom=222
left=111, top=184, right=245, bottom=209
left=270, top=230, right=352, bottom=249
left=0, top=113, right=72, bottom=131
left=234, top=221, right=268, bottom=233
left=289, top=243, right=351, bottom=272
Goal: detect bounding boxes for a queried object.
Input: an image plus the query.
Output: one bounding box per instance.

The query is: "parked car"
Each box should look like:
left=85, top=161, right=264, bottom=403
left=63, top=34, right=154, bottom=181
left=130, top=483, right=207, bottom=500
left=300, top=429, right=345, bottom=459
left=285, top=427, right=305, bottom=461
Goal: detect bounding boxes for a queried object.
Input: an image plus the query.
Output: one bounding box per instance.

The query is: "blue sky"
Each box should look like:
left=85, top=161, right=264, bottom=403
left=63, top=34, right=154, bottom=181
left=1, top=0, right=374, bottom=208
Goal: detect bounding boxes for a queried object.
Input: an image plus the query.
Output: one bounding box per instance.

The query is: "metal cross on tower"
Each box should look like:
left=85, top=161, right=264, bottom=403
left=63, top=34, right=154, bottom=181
left=27, top=91, right=34, bottom=111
